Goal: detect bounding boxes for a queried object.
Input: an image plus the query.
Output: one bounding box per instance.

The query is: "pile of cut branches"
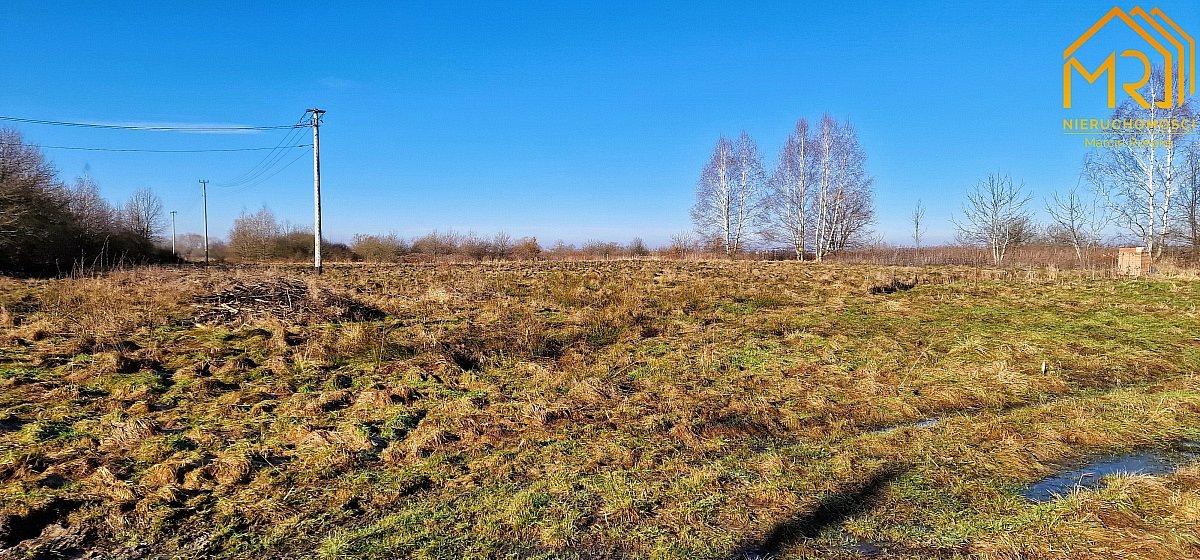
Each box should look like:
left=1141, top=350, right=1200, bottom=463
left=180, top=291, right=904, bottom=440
left=190, top=278, right=384, bottom=325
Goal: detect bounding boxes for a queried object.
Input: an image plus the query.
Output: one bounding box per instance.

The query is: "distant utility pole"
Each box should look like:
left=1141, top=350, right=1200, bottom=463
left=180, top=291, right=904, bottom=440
left=170, top=210, right=177, bottom=256
left=309, top=108, right=326, bottom=274
left=200, top=179, right=210, bottom=265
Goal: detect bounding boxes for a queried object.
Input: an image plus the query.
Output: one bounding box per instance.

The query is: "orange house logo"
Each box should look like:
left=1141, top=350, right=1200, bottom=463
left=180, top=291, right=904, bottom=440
left=1064, top=6, right=1194, bottom=109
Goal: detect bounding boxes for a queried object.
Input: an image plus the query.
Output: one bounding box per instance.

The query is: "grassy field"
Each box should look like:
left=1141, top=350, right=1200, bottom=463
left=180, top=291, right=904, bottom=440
left=1, top=261, right=1199, bottom=559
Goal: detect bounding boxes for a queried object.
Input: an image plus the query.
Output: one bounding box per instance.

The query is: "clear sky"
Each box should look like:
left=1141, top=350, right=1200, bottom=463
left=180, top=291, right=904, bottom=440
left=3, top=1, right=1199, bottom=246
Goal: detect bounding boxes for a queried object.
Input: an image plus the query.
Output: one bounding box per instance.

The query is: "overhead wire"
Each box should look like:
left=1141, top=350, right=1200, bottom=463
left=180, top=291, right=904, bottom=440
left=0, top=141, right=310, bottom=153
left=3, top=110, right=320, bottom=226
left=2, top=109, right=316, bottom=190
left=213, top=111, right=313, bottom=188
left=0, top=115, right=304, bottom=131
left=228, top=147, right=313, bottom=194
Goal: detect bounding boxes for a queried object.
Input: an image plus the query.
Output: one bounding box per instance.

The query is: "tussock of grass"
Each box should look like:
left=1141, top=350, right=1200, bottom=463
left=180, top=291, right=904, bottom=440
left=0, top=261, right=1198, bottom=558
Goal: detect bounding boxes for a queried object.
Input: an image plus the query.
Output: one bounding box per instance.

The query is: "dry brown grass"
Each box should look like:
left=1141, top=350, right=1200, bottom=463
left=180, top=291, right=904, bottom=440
left=0, top=261, right=1198, bottom=559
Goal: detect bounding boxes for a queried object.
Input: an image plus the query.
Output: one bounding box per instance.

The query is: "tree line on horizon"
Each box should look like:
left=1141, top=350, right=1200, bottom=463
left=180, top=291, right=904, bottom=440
left=194, top=208, right=657, bottom=263
left=4, top=84, right=1200, bottom=277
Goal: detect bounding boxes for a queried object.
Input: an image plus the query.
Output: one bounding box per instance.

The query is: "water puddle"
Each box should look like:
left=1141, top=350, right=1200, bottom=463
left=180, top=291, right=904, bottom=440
left=872, top=418, right=939, bottom=434
left=841, top=540, right=887, bottom=556
left=1021, top=442, right=1200, bottom=502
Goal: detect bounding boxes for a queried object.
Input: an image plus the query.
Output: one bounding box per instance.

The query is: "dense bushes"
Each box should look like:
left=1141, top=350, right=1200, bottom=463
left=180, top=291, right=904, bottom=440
left=345, top=231, right=663, bottom=262
left=0, top=129, right=172, bottom=276
left=225, top=206, right=354, bottom=262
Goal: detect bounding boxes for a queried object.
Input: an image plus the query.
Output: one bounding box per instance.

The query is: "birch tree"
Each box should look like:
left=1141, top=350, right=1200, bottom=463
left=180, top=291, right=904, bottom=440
left=955, top=173, right=1032, bottom=266
left=824, top=119, right=875, bottom=253
left=763, top=118, right=814, bottom=259
left=1085, top=66, right=1193, bottom=258
left=811, top=115, right=838, bottom=261
left=810, top=117, right=875, bottom=259
left=692, top=132, right=764, bottom=257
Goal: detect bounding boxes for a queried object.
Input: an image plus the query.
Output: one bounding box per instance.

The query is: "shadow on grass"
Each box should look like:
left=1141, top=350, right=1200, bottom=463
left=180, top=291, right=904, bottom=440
left=730, top=466, right=905, bottom=559
left=1, top=497, right=84, bottom=548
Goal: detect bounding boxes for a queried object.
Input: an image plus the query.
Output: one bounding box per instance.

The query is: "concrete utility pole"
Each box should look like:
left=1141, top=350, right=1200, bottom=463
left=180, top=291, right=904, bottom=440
left=200, top=180, right=210, bottom=265
left=309, top=108, right=326, bottom=274
left=170, top=210, right=177, bottom=257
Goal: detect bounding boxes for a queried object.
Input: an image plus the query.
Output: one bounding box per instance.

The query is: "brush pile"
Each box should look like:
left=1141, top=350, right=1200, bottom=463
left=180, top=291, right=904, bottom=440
left=190, top=277, right=384, bottom=325
left=868, top=275, right=919, bottom=295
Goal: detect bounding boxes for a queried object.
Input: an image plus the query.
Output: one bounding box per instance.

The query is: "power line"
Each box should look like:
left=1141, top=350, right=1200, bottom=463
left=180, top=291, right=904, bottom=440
left=228, top=147, right=313, bottom=194
left=0, top=115, right=305, bottom=131
left=214, top=111, right=313, bottom=188
left=214, top=112, right=309, bottom=186
left=216, top=129, right=308, bottom=188
left=0, top=141, right=312, bottom=153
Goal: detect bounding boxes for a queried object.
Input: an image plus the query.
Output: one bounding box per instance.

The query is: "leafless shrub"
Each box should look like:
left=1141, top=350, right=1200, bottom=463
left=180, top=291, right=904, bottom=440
left=955, top=173, right=1033, bottom=266
left=1046, top=184, right=1108, bottom=265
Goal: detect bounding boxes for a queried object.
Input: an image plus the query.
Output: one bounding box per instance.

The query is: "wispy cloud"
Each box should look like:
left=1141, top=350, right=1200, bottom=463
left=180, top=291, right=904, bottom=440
left=87, top=121, right=269, bottom=135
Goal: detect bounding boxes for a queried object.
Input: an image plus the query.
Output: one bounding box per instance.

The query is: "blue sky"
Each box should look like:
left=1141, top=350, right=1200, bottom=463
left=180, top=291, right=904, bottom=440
left=3, top=1, right=1198, bottom=246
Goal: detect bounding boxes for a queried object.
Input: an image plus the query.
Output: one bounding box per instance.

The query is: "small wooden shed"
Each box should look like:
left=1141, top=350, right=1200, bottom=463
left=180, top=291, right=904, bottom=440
left=1117, top=247, right=1151, bottom=276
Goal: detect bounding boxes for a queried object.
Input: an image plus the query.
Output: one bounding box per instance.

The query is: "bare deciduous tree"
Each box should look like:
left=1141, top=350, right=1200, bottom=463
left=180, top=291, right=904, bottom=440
left=67, top=169, right=118, bottom=234
left=812, top=116, right=838, bottom=261
left=176, top=232, right=210, bottom=261
left=1086, top=66, right=1193, bottom=259
left=811, top=116, right=874, bottom=259
left=512, top=237, right=541, bottom=260
left=0, top=128, right=77, bottom=273
left=627, top=237, right=650, bottom=257
left=1046, top=184, right=1107, bottom=264
left=1174, top=141, right=1200, bottom=252
left=411, top=229, right=461, bottom=257
left=459, top=232, right=488, bottom=261
left=0, top=129, right=172, bottom=274
left=0, top=128, right=59, bottom=239
left=229, top=206, right=281, bottom=261
left=764, top=118, right=814, bottom=259
left=668, top=231, right=694, bottom=258
left=911, top=199, right=926, bottom=249
left=692, top=132, right=764, bottom=258
left=760, top=116, right=874, bottom=261
left=490, top=231, right=514, bottom=259
left=955, top=173, right=1032, bottom=266
left=352, top=232, right=409, bottom=262
left=123, top=188, right=165, bottom=242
